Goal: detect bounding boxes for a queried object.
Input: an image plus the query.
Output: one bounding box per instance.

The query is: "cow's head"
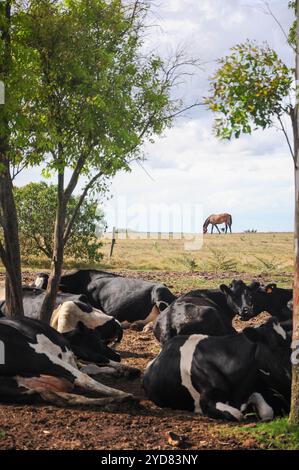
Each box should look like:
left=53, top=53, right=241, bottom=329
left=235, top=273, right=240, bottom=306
left=243, top=318, right=291, bottom=397
left=32, top=273, right=49, bottom=290
left=63, top=321, right=121, bottom=363
left=152, top=285, right=177, bottom=313
left=220, top=280, right=260, bottom=318
left=51, top=301, right=123, bottom=345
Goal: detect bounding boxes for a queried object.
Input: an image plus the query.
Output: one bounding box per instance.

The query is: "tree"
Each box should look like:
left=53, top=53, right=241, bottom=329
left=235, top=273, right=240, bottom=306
left=14, top=182, right=106, bottom=263
left=205, top=4, right=299, bottom=423
left=0, top=1, right=41, bottom=316
left=21, top=0, right=199, bottom=323
left=290, top=0, right=299, bottom=425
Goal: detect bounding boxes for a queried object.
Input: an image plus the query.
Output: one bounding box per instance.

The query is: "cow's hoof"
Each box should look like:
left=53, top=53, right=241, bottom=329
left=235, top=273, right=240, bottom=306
left=129, top=322, right=144, bottom=331
left=124, top=367, right=141, bottom=379
left=142, top=322, right=153, bottom=333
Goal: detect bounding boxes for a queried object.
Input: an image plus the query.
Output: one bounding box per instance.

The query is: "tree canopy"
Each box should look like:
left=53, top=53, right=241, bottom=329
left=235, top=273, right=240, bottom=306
left=205, top=40, right=293, bottom=142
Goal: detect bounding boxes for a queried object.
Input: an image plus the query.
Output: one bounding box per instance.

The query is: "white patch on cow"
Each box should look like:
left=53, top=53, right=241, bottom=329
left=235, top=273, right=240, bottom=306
left=29, top=334, right=129, bottom=398
left=29, top=334, right=76, bottom=368
left=80, top=364, right=117, bottom=376
left=273, top=323, right=287, bottom=340
left=179, top=334, right=207, bottom=413
left=34, top=276, right=45, bottom=289
left=216, top=402, right=243, bottom=421
left=0, top=340, right=4, bottom=365
left=51, top=301, right=114, bottom=333
left=259, top=369, right=270, bottom=376
left=247, top=392, right=274, bottom=421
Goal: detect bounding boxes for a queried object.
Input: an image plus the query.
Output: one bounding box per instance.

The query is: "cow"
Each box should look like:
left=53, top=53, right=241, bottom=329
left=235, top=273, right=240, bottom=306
left=0, top=316, right=136, bottom=406
left=0, top=287, right=123, bottom=345
left=239, top=282, right=293, bottom=322
left=144, top=318, right=291, bottom=421
left=153, top=280, right=259, bottom=344
left=33, top=270, right=176, bottom=326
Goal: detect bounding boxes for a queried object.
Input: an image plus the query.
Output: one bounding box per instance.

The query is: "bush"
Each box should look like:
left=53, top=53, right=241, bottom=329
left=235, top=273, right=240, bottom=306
left=14, top=182, right=106, bottom=263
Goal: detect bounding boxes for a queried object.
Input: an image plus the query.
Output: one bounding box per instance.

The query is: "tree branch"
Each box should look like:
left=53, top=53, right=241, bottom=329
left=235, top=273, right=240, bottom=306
left=11, top=162, right=28, bottom=181
left=64, top=154, right=87, bottom=203
left=63, top=170, right=103, bottom=244
left=262, top=1, right=296, bottom=52
left=277, top=113, right=296, bottom=164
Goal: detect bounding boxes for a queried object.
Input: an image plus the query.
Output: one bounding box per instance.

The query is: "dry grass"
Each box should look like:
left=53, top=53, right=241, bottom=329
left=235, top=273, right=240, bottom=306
left=100, top=232, right=293, bottom=277
left=0, top=232, right=293, bottom=289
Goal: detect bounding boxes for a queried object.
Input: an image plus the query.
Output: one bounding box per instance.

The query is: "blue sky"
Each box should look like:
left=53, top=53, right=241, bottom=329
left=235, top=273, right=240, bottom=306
left=16, top=0, right=295, bottom=233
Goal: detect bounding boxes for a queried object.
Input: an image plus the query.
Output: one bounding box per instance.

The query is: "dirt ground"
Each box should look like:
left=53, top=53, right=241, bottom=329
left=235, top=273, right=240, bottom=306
left=0, top=270, right=276, bottom=450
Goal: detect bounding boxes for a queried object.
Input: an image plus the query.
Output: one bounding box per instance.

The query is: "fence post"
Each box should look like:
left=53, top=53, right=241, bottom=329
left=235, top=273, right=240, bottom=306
left=110, top=227, right=116, bottom=257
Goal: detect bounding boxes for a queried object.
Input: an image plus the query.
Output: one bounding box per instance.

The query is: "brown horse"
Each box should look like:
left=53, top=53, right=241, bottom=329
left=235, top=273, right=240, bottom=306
left=203, top=213, right=232, bottom=234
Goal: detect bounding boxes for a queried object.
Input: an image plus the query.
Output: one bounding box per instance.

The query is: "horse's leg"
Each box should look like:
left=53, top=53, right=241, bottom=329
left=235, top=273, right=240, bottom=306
left=216, top=225, right=221, bottom=234
left=225, top=224, right=228, bottom=234
left=230, top=224, right=232, bottom=233
left=211, top=225, right=213, bottom=234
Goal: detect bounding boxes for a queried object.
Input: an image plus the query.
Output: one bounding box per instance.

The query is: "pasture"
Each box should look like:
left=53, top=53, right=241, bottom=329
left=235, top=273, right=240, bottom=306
left=0, top=232, right=297, bottom=450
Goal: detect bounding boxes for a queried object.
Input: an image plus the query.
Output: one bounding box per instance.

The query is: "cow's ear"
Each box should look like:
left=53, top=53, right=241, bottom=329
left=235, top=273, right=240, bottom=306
left=266, top=283, right=276, bottom=294
left=220, top=284, right=231, bottom=296
left=248, top=280, right=260, bottom=292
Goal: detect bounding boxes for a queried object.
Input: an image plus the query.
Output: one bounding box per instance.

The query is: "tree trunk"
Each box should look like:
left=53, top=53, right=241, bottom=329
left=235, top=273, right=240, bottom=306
left=289, top=0, right=299, bottom=425
left=0, top=0, right=24, bottom=317
left=39, top=170, right=66, bottom=324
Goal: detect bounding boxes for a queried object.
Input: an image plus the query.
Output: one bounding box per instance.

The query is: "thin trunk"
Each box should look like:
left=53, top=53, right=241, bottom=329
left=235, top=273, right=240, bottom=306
left=289, top=0, right=299, bottom=425
left=0, top=163, right=24, bottom=317
left=0, top=0, right=24, bottom=317
left=39, top=169, right=66, bottom=324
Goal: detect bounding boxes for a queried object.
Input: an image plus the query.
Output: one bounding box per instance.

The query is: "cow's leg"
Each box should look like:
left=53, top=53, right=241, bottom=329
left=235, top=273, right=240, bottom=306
left=81, top=359, right=140, bottom=379
left=40, top=351, right=133, bottom=398
left=0, top=376, right=133, bottom=407
left=243, top=392, right=274, bottom=421
left=200, top=391, right=243, bottom=421
left=39, top=390, right=133, bottom=407
left=130, top=305, right=160, bottom=331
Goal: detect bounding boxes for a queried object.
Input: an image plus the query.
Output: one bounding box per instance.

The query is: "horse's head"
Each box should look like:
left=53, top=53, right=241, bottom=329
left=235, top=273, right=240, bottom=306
left=203, top=216, right=210, bottom=233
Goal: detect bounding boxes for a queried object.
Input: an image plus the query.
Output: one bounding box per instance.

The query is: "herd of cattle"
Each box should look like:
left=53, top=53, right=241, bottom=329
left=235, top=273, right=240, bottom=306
left=0, top=269, right=294, bottom=422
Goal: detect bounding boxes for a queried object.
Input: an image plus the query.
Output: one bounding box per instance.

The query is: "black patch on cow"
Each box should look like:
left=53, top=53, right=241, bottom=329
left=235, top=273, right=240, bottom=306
left=73, top=301, right=93, bottom=314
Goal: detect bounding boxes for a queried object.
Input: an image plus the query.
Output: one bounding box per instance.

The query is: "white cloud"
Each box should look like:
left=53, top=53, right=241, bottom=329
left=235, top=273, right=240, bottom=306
left=16, top=0, right=295, bottom=233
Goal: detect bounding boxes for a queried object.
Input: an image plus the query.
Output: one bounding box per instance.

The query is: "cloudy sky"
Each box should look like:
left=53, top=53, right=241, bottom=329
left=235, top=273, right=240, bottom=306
left=17, top=0, right=295, bottom=233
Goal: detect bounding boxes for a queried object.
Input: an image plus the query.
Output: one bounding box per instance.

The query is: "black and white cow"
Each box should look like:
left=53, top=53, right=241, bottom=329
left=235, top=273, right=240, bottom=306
left=0, top=316, right=136, bottom=406
left=153, top=280, right=259, bottom=344
left=0, top=287, right=123, bottom=345
left=33, top=270, right=176, bottom=326
left=144, top=318, right=291, bottom=421
left=239, top=282, right=293, bottom=322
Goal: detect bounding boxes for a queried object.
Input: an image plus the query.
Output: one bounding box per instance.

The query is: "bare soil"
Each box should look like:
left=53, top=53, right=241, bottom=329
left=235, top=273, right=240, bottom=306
left=0, top=270, right=276, bottom=450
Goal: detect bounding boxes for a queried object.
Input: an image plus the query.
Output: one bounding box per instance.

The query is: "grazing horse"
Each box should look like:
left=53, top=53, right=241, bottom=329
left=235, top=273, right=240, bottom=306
left=203, top=213, right=232, bottom=234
